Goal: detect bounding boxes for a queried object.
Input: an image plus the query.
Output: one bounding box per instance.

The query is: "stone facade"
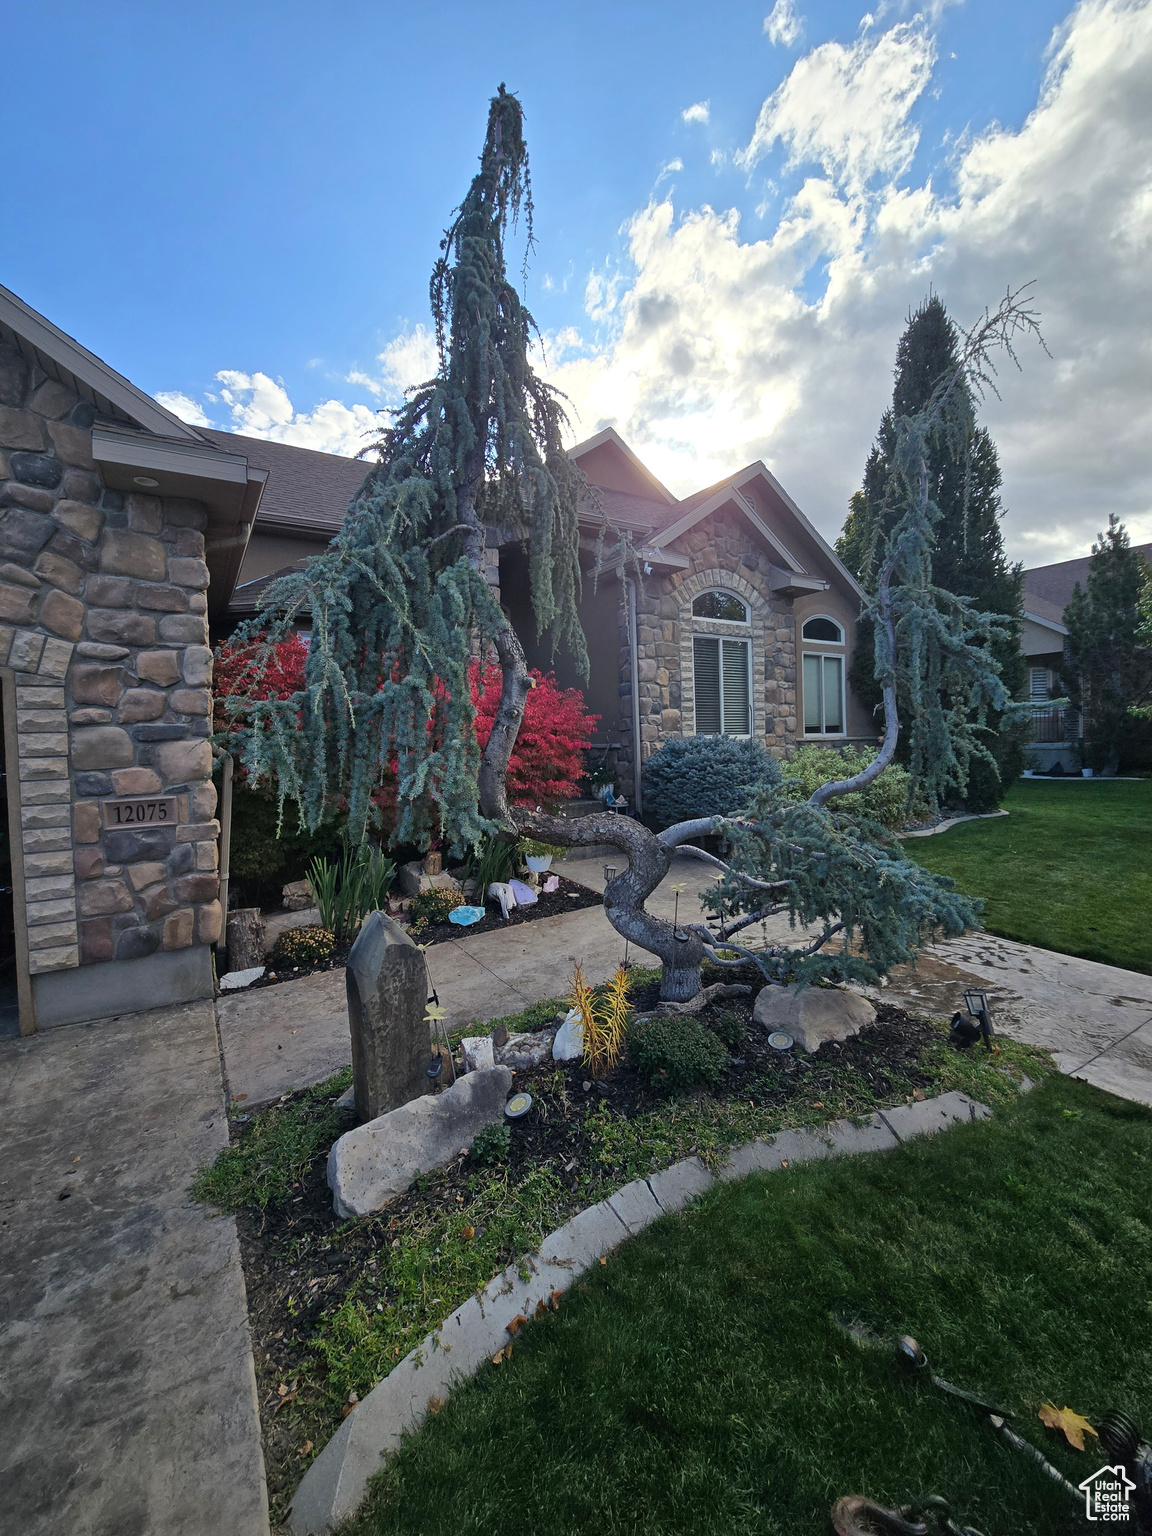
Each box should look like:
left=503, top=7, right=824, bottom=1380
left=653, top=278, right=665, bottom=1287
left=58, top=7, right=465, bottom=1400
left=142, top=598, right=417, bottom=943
left=617, top=508, right=797, bottom=776
left=0, top=344, right=220, bottom=1015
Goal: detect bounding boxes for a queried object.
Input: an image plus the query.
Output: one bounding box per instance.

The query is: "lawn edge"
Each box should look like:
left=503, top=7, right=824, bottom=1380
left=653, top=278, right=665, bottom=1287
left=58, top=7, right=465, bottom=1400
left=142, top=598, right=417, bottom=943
left=287, top=1089, right=994, bottom=1535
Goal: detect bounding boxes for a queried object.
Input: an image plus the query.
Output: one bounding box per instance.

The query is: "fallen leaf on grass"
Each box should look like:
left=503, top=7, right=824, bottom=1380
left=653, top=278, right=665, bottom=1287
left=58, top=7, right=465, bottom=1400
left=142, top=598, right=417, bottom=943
left=506, top=1313, right=529, bottom=1336
left=599, top=1256, right=608, bottom=1266
left=297, top=1440, right=313, bottom=1457
left=491, top=1344, right=513, bottom=1365
left=550, top=1289, right=563, bottom=1310
left=460, top=1224, right=475, bottom=1241
left=535, top=1299, right=549, bottom=1319
left=427, top=1396, right=444, bottom=1415
left=1039, top=1403, right=1098, bottom=1450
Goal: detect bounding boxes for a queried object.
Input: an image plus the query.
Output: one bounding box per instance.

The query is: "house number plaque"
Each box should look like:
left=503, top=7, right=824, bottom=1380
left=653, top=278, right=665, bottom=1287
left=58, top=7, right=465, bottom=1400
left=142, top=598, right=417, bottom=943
left=102, top=796, right=178, bottom=828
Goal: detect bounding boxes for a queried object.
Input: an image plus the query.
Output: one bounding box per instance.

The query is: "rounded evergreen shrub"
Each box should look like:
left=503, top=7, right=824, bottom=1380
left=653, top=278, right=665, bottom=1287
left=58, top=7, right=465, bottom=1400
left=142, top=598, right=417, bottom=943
left=779, top=745, right=929, bottom=830
left=641, top=736, right=781, bottom=831
left=627, top=1013, right=729, bottom=1093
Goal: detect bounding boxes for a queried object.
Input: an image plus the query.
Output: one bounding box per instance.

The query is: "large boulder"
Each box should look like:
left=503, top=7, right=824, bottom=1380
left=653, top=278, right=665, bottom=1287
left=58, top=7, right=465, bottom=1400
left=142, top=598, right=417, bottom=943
left=753, top=984, right=876, bottom=1053
left=398, top=861, right=461, bottom=898
left=328, top=1066, right=512, bottom=1217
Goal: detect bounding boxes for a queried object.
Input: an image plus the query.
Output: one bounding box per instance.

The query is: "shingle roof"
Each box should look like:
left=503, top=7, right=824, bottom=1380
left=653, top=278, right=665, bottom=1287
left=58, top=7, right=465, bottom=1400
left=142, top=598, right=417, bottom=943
left=1022, top=542, right=1152, bottom=619
left=202, top=428, right=374, bottom=537
left=578, top=484, right=674, bottom=534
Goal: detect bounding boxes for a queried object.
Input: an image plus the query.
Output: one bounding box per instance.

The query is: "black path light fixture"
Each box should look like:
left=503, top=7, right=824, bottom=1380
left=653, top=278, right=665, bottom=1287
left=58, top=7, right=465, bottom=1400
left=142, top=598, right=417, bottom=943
left=962, top=987, right=997, bottom=1051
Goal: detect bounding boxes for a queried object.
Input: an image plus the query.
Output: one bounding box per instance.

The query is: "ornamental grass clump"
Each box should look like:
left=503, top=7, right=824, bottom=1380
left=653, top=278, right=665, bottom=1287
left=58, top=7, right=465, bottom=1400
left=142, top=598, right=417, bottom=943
left=308, top=844, right=396, bottom=939
left=569, top=963, right=630, bottom=1076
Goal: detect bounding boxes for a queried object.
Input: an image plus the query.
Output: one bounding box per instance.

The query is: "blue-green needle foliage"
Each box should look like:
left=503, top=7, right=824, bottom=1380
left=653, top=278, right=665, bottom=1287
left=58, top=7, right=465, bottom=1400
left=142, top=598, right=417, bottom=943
left=866, top=289, right=1045, bottom=806
left=704, top=786, right=980, bottom=989
left=227, top=88, right=586, bottom=855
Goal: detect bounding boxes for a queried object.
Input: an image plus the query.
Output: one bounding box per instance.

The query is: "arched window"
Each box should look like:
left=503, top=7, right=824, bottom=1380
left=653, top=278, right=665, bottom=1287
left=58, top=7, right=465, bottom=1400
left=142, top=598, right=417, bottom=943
left=692, top=590, right=749, bottom=623
left=802, top=615, right=843, bottom=643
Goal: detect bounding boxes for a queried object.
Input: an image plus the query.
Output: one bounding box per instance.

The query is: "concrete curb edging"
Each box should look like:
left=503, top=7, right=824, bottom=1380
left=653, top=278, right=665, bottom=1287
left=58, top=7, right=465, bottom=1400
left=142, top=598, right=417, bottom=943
left=288, top=1090, right=992, bottom=1534
left=900, top=809, right=1009, bottom=839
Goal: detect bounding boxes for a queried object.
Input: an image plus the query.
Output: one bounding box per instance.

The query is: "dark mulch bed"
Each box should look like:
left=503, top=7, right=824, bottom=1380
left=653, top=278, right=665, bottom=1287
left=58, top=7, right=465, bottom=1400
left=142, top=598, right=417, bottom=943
left=229, top=875, right=601, bottom=992
left=232, top=997, right=942, bottom=1519
left=405, top=873, right=602, bottom=945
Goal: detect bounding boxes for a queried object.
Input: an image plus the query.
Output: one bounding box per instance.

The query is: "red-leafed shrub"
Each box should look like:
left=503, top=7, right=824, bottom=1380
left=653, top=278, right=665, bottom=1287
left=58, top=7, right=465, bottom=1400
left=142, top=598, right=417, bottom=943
left=470, top=662, right=598, bottom=806
left=213, top=633, right=308, bottom=736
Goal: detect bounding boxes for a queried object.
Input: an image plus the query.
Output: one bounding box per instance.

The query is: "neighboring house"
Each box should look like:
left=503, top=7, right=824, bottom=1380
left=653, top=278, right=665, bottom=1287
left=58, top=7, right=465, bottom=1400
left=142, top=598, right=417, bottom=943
left=0, top=281, right=873, bottom=1034
left=1021, top=544, right=1152, bottom=769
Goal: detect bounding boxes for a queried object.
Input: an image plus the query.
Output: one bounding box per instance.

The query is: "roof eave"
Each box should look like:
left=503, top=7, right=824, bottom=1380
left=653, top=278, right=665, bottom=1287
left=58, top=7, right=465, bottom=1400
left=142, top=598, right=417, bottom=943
left=91, top=426, right=265, bottom=619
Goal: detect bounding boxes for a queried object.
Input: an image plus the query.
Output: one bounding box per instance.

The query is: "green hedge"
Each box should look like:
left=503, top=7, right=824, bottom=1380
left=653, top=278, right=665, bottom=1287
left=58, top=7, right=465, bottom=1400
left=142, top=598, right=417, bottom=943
left=779, top=745, right=929, bottom=830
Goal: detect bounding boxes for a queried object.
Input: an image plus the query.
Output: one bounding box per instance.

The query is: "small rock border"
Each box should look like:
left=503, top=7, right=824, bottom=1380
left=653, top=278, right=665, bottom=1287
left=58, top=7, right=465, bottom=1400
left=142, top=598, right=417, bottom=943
left=289, top=1089, right=994, bottom=1535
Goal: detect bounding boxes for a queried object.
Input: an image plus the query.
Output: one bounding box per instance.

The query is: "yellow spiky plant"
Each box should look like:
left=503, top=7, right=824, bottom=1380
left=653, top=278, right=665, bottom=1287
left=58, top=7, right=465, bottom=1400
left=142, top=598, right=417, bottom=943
left=569, top=962, right=631, bottom=1076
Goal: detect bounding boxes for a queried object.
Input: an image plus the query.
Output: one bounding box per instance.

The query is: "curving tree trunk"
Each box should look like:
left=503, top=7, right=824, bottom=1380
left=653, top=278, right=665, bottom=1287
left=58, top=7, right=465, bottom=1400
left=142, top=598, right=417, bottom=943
left=478, top=619, right=711, bottom=1000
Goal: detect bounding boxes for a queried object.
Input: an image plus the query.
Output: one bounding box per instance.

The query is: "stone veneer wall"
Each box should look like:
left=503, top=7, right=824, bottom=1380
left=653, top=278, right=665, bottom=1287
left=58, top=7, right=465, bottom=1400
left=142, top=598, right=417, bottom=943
left=617, top=508, right=798, bottom=781
left=0, top=344, right=220, bottom=1021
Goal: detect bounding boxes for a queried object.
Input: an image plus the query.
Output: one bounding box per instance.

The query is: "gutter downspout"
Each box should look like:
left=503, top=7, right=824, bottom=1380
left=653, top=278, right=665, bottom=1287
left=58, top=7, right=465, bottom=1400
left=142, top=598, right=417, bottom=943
left=216, top=751, right=234, bottom=959
left=625, top=580, right=643, bottom=818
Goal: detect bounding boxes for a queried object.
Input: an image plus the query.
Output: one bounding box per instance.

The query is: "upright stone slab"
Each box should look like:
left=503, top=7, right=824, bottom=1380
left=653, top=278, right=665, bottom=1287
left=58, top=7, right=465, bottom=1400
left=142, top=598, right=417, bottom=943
left=347, top=911, right=430, bottom=1123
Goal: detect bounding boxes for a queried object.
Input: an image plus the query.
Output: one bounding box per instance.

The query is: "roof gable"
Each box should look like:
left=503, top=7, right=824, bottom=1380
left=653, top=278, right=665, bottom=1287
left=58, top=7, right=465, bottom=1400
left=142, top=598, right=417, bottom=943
left=569, top=427, right=677, bottom=506
left=0, top=282, right=205, bottom=440
left=656, top=462, right=865, bottom=600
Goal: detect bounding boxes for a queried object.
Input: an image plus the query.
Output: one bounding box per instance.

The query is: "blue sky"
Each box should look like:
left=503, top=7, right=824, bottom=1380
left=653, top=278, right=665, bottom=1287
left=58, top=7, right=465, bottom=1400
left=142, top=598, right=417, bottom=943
left=4, top=1, right=1150, bottom=563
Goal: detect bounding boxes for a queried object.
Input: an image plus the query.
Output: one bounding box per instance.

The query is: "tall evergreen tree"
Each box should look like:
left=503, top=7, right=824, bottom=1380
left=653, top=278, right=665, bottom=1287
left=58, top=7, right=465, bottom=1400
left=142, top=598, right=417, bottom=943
left=1062, top=516, right=1152, bottom=769
left=839, top=295, right=1026, bottom=805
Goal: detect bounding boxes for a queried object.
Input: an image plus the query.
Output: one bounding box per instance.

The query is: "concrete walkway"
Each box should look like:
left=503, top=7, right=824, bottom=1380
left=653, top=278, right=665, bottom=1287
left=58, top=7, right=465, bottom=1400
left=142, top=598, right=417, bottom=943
left=884, top=931, right=1152, bottom=1107
left=216, top=853, right=727, bottom=1106
left=216, top=850, right=1152, bottom=1111
left=0, top=1002, right=268, bottom=1536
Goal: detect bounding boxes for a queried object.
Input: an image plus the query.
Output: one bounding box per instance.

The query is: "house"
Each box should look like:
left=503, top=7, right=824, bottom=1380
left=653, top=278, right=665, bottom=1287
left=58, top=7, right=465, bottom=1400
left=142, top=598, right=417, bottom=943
left=227, top=426, right=877, bottom=810
left=1021, top=543, right=1152, bottom=770
left=0, top=281, right=873, bottom=1034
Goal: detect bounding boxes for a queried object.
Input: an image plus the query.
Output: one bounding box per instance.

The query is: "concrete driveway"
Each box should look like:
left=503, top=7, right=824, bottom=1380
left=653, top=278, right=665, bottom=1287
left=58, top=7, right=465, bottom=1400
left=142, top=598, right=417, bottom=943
left=0, top=1001, right=268, bottom=1536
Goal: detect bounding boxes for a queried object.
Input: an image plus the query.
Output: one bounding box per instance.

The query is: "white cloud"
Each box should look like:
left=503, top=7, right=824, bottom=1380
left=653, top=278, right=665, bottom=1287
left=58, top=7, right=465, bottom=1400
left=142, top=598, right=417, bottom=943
left=545, top=0, right=1152, bottom=566
left=764, top=0, right=803, bottom=47
left=682, top=101, right=711, bottom=124
left=345, top=323, right=439, bottom=401
left=741, top=19, right=936, bottom=191
left=154, top=390, right=214, bottom=427
left=214, top=370, right=379, bottom=457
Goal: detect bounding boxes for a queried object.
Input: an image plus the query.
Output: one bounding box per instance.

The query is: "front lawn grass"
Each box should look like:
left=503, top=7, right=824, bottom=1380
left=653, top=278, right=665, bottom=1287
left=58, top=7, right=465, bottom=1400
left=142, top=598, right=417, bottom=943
left=907, top=778, right=1152, bottom=974
left=350, top=1076, right=1152, bottom=1536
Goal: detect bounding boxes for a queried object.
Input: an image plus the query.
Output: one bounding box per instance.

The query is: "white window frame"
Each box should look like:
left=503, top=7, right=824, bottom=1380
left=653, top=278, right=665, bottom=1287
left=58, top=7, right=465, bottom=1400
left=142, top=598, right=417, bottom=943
left=692, top=633, right=753, bottom=738
left=801, top=613, right=845, bottom=644
left=802, top=649, right=847, bottom=737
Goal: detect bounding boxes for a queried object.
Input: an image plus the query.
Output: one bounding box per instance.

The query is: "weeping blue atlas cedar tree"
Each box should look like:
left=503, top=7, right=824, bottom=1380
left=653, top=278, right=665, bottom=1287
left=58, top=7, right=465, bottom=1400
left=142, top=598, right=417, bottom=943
left=229, top=87, right=1045, bottom=1005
